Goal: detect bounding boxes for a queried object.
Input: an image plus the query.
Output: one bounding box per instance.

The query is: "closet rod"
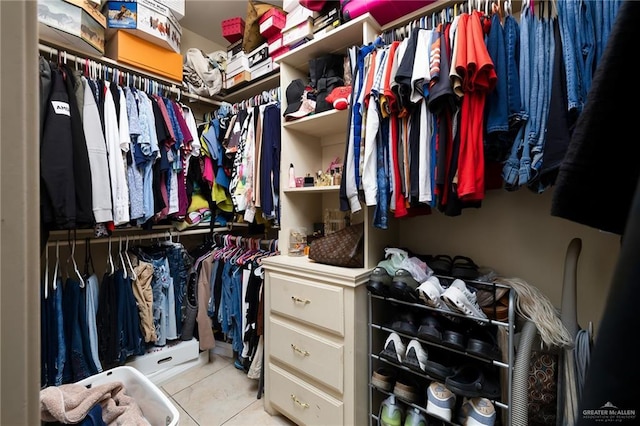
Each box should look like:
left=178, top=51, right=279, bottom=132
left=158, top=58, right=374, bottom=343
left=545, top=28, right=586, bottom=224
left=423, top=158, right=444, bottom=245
left=45, top=227, right=214, bottom=248
left=38, top=42, right=223, bottom=107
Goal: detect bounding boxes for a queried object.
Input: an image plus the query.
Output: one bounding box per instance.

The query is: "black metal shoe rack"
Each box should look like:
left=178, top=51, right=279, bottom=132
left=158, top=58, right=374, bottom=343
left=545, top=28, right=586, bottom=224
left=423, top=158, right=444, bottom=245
left=367, top=277, right=516, bottom=426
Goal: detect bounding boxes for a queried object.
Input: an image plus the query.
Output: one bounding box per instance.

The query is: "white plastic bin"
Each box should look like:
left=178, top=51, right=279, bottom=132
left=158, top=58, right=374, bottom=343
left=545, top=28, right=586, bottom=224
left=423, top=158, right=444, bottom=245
left=76, top=366, right=179, bottom=426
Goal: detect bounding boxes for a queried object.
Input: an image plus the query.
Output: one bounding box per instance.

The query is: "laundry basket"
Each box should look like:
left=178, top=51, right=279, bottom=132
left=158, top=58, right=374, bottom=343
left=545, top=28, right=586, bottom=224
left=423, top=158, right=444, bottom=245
left=76, top=366, right=179, bottom=426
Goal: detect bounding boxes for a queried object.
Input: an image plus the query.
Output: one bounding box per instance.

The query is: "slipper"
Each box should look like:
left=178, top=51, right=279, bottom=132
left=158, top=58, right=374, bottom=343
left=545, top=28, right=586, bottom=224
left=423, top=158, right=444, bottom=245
left=451, top=256, right=480, bottom=280
left=478, top=289, right=510, bottom=322
left=427, top=254, right=453, bottom=276
left=445, top=365, right=501, bottom=399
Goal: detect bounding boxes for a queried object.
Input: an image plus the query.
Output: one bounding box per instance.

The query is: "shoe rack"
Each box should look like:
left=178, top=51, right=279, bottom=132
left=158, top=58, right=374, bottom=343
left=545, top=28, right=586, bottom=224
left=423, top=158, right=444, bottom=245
left=367, top=277, right=516, bottom=426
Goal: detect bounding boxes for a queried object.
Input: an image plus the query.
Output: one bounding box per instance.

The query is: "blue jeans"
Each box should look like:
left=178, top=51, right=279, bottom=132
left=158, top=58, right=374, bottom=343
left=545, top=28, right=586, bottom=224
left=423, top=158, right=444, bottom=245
left=62, top=278, right=95, bottom=383
left=485, top=12, right=508, bottom=135
left=149, top=257, right=172, bottom=346
left=373, top=99, right=389, bottom=229
left=504, top=15, right=524, bottom=124
left=218, top=262, right=244, bottom=354
left=115, top=269, right=144, bottom=361
left=85, top=274, right=102, bottom=373
left=166, top=244, right=189, bottom=336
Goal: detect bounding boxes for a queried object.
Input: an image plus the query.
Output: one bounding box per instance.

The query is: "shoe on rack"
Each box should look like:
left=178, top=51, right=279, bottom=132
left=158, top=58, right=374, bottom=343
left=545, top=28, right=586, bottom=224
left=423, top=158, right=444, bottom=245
left=458, top=397, right=497, bottom=426
left=404, top=407, right=427, bottom=426
left=393, top=377, right=420, bottom=404
left=466, top=325, right=502, bottom=360
left=403, top=339, right=428, bottom=374
left=390, top=269, right=421, bottom=302
left=416, top=275, right=448, bottom=309
left=445, top=364, right=501, bottom=399
left=368, top=267, right=393, bottom=297
left=441, top=279, right=489, bottom=322
left=426, top=381, right=457, bottom=422
left=380, top=332, right=406, bottom=365
left=378, top=247, right=410, bottom=275
left=388, top=310, right=419, bottom=337
left=417, top=313, right=443, bottom=343
left=372, top=367, right=396, bottom=392
left=379, top=394, right=404, bottom=426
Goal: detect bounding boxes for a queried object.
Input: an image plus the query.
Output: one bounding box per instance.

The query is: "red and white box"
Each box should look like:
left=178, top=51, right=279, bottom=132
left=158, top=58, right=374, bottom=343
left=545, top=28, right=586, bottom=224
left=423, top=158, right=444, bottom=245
left=268, top=33, right=283, bottom=55
left=270, top=45, right=290, bottom=61
left=259, top=7, right=286, bottom=40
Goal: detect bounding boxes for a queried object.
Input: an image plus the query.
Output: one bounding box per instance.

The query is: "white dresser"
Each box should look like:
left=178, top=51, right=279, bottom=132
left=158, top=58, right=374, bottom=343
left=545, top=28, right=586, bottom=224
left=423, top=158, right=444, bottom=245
left=261, top=255, right=371, bottom=426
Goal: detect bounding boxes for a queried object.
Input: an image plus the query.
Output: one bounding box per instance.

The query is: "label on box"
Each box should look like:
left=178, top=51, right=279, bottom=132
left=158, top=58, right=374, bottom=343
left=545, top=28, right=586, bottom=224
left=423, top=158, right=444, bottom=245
left=225, top=70, right=251, bottom=90
left=247, top=43, right=269, bottom=68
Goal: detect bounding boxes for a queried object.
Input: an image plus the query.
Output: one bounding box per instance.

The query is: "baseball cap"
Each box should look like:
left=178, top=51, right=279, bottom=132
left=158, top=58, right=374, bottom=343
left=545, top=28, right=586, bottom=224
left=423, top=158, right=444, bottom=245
left=285, top=94, right=316, bottom=121
left=283, top=79, right=306, bottom=117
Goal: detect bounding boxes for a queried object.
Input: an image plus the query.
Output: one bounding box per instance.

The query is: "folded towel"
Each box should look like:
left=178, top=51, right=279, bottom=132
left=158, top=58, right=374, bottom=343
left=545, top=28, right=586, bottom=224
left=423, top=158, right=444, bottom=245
left=40, top=381, right=150, bottom=425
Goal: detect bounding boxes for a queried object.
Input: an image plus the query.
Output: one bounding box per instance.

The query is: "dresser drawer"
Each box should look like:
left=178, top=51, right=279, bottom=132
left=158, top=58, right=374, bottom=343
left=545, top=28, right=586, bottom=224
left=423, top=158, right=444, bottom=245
left=269, top=317, right=344, bottom=394
left=268, top=272, right=344, bottom=336
left=269, top=363, right=343, bottom=426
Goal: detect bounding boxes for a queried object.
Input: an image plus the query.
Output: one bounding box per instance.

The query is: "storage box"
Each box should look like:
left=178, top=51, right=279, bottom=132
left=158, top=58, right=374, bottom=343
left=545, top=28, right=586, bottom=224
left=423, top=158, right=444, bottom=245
left=250, top=57, right=274, bottom=80
left=283, top=3, right=317, bottom=31
left=226, top=38, right=244, bottom=61
left=126, top=338, right=199, bottom=375
left=283, top=0, right=299, bottom=13
left=157, top=0, right=184, bottom=20
left=268, top=33, right=283, bottom=55
left=221, top=16, right=245, bottom=44
left=226, top=52, right=250, bottom=77
left=38, top=0, right=106, bottom=55
left=225, top=70, right=251, bottom=90
left=105, top=30, right=183, bottom=82
left=76, top=366, right=179, bottom=426
left=282, top=17, right=313, bottom=47
left=103, top=0, right=182, bottom=53
left=247, top=42, right=269, bottom=69
left=259, top=7, right=286, bottom=39
left=271, top=45, right=291, bottom=61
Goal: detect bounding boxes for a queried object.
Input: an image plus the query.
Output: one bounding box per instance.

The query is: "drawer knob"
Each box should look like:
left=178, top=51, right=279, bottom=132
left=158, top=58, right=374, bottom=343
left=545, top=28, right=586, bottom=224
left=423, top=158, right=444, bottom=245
left=291, top=344, right=310, bottom=356
left=291, top=296, right=311, bottom=305
left=290, top=394, right=310, bottom=408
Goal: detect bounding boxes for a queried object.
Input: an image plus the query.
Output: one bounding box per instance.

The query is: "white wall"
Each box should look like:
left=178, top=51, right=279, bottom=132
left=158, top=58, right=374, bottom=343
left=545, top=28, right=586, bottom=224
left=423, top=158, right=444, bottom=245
left=398, top=186, right=620, bottom=333
left=180, top=27, right=226, bottom=55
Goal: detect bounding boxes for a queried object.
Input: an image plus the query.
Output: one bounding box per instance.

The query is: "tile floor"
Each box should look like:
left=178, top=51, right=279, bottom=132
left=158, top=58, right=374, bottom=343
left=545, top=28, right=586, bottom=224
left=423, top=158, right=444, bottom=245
left=160, top=353, right=296, bottom=426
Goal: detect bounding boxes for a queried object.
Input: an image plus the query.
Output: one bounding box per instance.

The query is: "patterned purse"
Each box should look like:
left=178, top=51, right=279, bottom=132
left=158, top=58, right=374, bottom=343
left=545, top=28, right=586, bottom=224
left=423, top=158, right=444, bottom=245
left=308, top=222, right=364, bottom=268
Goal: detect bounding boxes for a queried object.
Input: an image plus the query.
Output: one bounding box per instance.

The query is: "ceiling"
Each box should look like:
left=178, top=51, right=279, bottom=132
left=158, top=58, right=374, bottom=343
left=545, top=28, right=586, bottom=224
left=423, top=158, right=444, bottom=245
left=180, top=0, right=284, bottom=48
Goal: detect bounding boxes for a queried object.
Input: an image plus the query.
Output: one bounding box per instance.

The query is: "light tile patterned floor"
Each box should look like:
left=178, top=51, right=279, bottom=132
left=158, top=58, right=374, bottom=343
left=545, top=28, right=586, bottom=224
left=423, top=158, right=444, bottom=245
left=161, top=354, right=296, bottom=426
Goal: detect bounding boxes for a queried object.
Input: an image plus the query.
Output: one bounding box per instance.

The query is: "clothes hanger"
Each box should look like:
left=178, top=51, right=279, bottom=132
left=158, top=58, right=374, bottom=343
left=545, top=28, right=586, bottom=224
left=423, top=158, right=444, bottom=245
left=107, top=236, right=115, bottom=276
left=67, top=234, right=84, bottom=288
left=83, top=237, right=95, bottom=279
left=44, top=243, right=49, bottom=300
left=118, top=237, right=128, bottom=279
left=53, top=240, right=60, bottom=291
left=124, top=236, right=138, bottom=281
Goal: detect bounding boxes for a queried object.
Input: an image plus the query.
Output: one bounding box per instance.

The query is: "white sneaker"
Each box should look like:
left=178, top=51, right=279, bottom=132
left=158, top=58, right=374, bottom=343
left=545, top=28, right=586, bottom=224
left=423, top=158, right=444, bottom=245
left=426, top=382, right=457, bottom=421
left=441, top=279, right=488, bottom=321
left=458, top=397, right=496, bottom=426
left=403, top=339, right=428, bottom=373
left=379, top=332, right=406, bottom=365
left=417, top=275, right=447, bottom=309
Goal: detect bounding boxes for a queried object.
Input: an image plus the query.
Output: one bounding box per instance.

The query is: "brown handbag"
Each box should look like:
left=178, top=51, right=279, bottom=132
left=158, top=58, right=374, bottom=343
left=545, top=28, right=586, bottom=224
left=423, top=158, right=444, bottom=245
left=308, top=222, right=364, bottom=268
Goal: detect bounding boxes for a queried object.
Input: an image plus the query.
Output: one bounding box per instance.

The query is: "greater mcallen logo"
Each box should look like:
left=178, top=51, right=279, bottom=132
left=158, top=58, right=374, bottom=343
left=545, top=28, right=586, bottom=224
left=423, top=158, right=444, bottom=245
left=582, top=402, right=636, bottom=422
left=51, top=101, right=70, bottom=116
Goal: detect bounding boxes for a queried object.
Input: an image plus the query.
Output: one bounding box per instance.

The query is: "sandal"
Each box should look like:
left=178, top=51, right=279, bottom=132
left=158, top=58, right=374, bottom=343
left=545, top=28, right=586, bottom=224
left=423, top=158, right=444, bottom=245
left=445, top=364, right=501, bottom=399
left=451, top=255, right=480, bottom=280
left=427, top=254, right=453, bottom=276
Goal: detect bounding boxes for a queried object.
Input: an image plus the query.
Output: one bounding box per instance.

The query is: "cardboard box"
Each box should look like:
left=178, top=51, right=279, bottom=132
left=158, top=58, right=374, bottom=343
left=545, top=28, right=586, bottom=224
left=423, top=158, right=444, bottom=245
left=247, top=42, right=269, bottom=69
left=268, top=34, right=283, bottom=55
left=221, top=16, right=245, bottom=44
left=250, top=58, right=274, bottom=81
left=226, top=53, right=249, bottom=77
left=282, top=17, right=313, bottom=47
left=284, top=4, right=317, bottom=31
left=38, top=0, right=106, bottom=55
left=224, top=70, right=251, bottom=90
left=105, top=30, right=183, bottom=82
left=157, top=0, right=184, bottom=20
left=259, top=8, right=286, bottom=40
left=103, top=0, right=182, bottom=53
left=226, top=38, right=243, bottom=61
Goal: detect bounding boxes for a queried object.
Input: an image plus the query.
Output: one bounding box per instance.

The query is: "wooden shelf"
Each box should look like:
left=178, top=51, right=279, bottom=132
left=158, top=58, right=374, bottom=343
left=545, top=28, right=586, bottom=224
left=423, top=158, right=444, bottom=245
left=283, top=108, right=349, bottom=138
left=275, top=14, right=380, bottom=72
left=283, top=185, right=340, bottom=194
